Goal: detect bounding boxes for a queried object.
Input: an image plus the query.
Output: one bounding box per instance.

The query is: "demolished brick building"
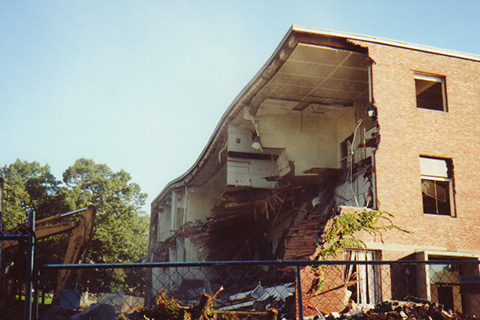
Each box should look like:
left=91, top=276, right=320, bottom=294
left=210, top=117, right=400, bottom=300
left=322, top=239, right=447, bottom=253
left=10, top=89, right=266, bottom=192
left=148, top=26, right=480, bottom=314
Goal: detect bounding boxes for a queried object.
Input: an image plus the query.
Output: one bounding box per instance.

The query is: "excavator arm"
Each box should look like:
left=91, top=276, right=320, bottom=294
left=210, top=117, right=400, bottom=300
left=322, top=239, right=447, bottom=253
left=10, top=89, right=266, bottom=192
left=54, top=205, right=96, bottom=299
left=0, top=205, right=96, bottom=311
left=1, top=221, right=78, bottom=251
left=1, top=205, right=96, bottom=251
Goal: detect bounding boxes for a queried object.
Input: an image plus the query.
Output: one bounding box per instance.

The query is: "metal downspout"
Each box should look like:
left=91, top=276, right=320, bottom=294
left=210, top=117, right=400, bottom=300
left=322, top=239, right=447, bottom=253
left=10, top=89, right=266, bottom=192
left=368, top=64, right=378, bottom=210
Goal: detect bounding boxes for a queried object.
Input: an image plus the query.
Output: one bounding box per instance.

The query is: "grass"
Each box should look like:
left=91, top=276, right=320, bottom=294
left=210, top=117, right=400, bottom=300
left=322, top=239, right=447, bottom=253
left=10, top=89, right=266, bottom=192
left=15, top=291, right=53, bottom=305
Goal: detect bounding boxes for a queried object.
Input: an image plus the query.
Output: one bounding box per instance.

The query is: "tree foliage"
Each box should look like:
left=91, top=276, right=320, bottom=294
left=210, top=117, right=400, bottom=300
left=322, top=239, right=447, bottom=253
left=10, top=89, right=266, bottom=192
left=308, top=209, right=411, bottom=294
left=0, top=158, right=149, bottom=291
left=319, top=209, right=411, bottom=259
left=61, top=158, right=148, bottom=263
left=1, top=159, right=61, bottom=230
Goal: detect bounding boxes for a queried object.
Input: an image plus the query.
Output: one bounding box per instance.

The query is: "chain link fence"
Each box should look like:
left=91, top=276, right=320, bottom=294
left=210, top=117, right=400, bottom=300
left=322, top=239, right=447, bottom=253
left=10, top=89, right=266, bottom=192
left=26, top=259, right=480, bottom=319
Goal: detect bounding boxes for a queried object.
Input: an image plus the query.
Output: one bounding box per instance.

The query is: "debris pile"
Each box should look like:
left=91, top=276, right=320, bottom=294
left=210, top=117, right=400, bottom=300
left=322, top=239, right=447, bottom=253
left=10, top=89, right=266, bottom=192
left=118, top=289, right=478, bottom=320
left=216, top=282, right=294, bottom=319
left=122, top=289, right=213, bottom=320
left=324, top=300, right=476, bottom=320
left=219, top=283, right=293, bottom=310
left=120, top=288, right=281, bottom=320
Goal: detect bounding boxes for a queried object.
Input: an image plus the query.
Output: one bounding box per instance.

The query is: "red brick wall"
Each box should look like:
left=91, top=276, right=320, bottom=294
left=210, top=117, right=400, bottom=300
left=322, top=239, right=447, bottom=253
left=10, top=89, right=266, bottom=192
left=356, top=41, right=480, bottom=253
left=299, top=263, right=349, bottom=316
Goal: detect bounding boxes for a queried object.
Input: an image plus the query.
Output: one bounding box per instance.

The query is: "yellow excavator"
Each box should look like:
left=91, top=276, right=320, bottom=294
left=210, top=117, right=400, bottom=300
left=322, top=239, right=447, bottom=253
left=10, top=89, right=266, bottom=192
left=0, top=205, right=96, bottom=315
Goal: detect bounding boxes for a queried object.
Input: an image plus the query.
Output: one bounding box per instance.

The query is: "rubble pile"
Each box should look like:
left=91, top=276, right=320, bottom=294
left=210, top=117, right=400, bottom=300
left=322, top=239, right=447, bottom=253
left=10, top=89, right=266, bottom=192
left=116, top=288, right=480, bottom=320
left=326, top=300, right=476, bottom=320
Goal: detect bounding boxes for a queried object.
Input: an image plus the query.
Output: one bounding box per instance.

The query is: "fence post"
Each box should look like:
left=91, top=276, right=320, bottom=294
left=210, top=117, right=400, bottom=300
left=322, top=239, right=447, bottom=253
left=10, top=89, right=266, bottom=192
left=33, top=268, right=40, bottom=320
left=24, top=207, right=35, bottom=320
left=296, top=265, right=303, bottom=320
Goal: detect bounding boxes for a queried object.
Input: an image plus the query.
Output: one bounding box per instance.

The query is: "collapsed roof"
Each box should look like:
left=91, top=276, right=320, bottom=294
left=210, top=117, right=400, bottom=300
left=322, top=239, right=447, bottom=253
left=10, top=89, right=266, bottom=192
left=152, top=25, right=480, bottom=207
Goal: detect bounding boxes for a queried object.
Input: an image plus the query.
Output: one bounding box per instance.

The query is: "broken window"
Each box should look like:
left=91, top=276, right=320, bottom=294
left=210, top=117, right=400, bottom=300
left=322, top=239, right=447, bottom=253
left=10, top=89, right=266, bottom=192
left=415, top=74, right=447, bottom=111
left=420, top=156, right=455, bottom=216
left=345, top=250, right=381, bottom=305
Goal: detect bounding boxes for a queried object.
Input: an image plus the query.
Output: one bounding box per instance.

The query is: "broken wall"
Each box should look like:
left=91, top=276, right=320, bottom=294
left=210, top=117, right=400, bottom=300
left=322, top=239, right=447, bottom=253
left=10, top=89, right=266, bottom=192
left=333, top=102, right=378, bottom=208
left=227, top=125, right=279, bottom=188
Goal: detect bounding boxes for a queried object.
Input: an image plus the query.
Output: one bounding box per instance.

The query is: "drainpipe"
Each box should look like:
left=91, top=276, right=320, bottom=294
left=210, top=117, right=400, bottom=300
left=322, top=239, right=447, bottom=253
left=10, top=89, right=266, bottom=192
left=368, top=64, right=373, bottom=105
left=368, top=63, right=378, bottom=210
left=372, top=151, right=378, bottom=210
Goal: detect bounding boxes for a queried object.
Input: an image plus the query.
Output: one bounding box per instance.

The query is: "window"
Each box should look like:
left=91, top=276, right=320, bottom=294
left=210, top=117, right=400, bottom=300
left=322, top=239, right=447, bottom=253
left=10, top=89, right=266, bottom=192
left=425, top=255, right=479, bottom=314
left=345, top=250, right=381, bottom=304
left=429, top=263, right=458, bottom=312
left=415, top=74, right=447, bottom=111
left=420, top=156, right=455, bottom=216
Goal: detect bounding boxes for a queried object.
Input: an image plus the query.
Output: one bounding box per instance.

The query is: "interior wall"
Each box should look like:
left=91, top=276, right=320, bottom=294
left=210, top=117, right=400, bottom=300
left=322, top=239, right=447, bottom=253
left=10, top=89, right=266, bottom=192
left=151, top=163, right=227, bottom=266
left=256, top=111, right=349, bottom=173
left=156, top=207, right=170, bottom=242
left=187, top=163, right=227, bottom=223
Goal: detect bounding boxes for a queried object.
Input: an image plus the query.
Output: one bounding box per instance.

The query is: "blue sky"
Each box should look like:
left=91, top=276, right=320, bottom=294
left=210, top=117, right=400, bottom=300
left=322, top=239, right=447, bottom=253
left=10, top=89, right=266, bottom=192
left=1, top=1, right=480, bottom=213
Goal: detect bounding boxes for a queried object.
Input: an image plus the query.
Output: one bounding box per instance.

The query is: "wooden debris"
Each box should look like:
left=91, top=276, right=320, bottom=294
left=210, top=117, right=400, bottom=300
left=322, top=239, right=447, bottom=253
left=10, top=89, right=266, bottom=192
left=324, top=300, right=477, bottom=320
left=188, top=292, right=212, bottom=319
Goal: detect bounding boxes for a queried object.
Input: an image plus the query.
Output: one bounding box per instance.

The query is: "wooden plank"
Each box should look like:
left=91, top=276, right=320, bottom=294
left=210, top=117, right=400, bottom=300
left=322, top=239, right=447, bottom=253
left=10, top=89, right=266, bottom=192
left=302, top=167, right=343, bottom=174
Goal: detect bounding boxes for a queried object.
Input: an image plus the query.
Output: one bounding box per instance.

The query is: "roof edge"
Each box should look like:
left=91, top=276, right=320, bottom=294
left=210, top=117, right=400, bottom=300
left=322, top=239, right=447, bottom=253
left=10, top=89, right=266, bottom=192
left=291, top=25, right=480, bottom=62
left=152, top=27, right=299, bottom=207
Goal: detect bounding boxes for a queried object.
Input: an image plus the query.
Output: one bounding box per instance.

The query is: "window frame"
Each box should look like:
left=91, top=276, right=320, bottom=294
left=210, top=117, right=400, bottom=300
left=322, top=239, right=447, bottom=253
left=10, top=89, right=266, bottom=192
left=420, top=156, right=455, bottom=216
left=414, top=73, right=448, bottom=112
left=344, top=249, right=382, bottom=305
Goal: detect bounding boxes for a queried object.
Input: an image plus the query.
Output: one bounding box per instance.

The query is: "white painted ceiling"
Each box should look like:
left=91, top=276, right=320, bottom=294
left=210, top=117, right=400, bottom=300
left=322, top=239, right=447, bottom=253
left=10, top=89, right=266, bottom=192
left=254, top=43, right=370, bottom=116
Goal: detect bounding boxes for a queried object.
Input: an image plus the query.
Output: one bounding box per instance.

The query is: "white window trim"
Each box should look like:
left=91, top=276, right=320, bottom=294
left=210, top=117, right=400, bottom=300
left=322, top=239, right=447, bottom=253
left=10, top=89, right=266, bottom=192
left=414, top=74, right=443, bottom=82
left=420, top=156, right=455, bottom=216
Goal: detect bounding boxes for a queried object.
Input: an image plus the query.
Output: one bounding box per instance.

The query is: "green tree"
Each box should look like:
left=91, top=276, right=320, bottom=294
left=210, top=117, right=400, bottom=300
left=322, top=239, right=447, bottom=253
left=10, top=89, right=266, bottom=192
left=1, top=160, right=68, bottom=296
left=1, top=158, right=149, bottom=292
left=60, top=158, right=149, bottom=292
left=61, top=158, right=148, bottom=264
left=0, top=159, right=61, bottom=231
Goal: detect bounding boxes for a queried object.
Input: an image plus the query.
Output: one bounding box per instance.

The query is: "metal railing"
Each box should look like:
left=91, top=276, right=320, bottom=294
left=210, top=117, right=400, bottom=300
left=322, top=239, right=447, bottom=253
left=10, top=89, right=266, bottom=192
left=26, top=259, right=480, bottom=320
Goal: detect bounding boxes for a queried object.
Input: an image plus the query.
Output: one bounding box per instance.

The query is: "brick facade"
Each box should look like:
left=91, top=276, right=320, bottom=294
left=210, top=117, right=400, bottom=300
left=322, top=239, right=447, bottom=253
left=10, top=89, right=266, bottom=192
left=361, top=41, right=480, bottom=253
left=299, top=38, right=480, bottom=315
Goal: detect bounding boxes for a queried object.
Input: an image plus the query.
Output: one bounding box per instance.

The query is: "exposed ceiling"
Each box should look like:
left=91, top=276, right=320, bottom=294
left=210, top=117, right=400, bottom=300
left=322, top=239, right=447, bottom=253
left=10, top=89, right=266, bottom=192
left=188, top=43, right=371, bottom=188
left=252, top=43, right=370, bottom=117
